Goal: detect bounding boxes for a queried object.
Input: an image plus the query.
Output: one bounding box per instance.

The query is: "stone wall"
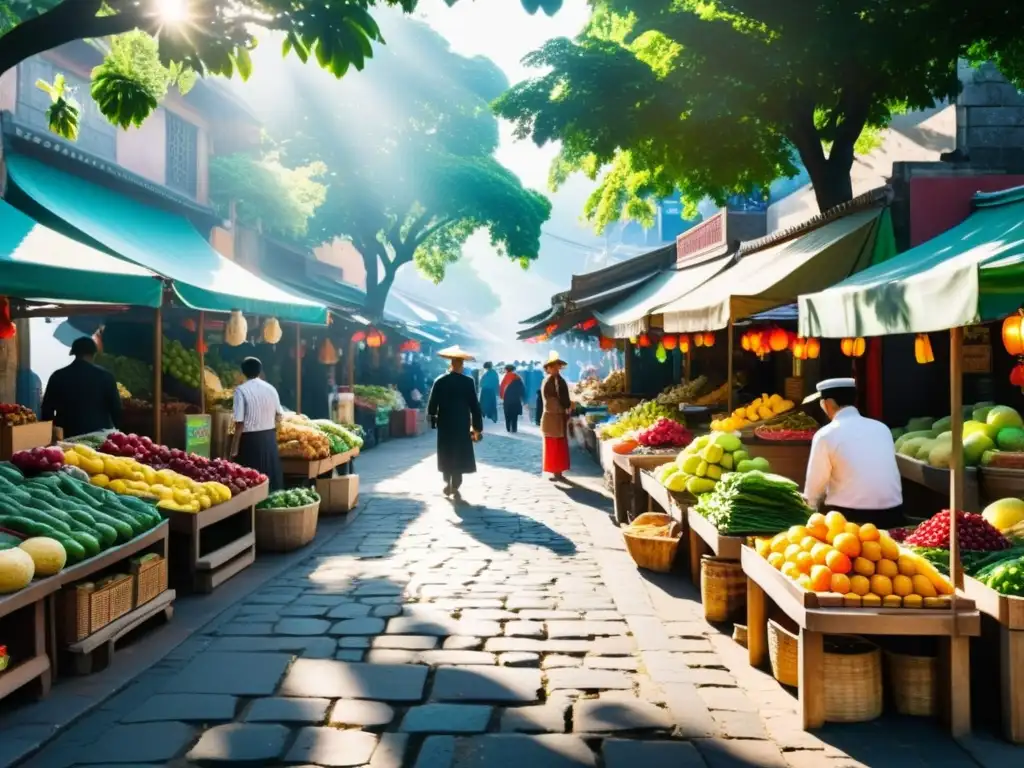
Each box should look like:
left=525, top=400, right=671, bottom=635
left=957, top=60, right=1024, bottom=170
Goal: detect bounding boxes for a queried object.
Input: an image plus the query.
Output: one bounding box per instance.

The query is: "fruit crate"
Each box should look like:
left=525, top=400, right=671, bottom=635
left=0, top=421, right=53, bottom=460
left=60, top=574, right=133, bottom=644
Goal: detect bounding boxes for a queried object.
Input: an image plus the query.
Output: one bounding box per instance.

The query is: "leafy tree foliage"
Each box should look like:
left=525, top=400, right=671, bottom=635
left=495, top=0, right=1024, bottom=224
left=251, top=13, right=550, bottom=318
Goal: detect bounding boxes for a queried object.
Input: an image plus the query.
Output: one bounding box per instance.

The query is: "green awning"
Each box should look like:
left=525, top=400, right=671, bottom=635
left=659, top=208, right=884, bottom=333
left=799, top=189, right=1024, bottom=337
left=0, top=199, right=163, bottom=307
left=595, top=253, right=732, bottom=339
left=5, top=153, right=326, bottom=324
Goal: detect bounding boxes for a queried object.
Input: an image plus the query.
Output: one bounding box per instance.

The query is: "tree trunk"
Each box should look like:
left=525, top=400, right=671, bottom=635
left=786, top=100, right=862, bottom=214
left=809, top=154, right=856, bottom=213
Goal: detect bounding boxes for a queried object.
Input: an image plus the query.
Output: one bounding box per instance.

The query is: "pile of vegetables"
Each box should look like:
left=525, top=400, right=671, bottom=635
left=636, top=418, right=693, bottom=449
left=311, top=419, right=363, bottom=453
left=597, top=401, right=685, bottom=440
left=655, top=432, right=771, bottom=495
left=95, top=353, right=153, bottom=400
left=694, top=470, right=812, bottom=535
left=12, top=446, right=65, bottom=475
left=353, top=385, right=401, bottom=410
left=277, top=417, right=332, bottom=460
left=257, top=487, right=320, bottom=510
left=904, top=509, right=1010, bottom=551
left=0, top=403, right=37, bottom=426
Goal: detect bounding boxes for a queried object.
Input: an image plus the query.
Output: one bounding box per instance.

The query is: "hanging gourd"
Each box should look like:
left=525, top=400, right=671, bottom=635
left=840, top=337, right=866, bottom=357
left=655, top=342, right=667, bottom=363
left=702, top=332, right=715, bottom=348
left=599, top=336, right=616, bottom=351
left=366, top=328, right=386, bottom=349
left=0, top=299, right=15, bottom=341
left=1003, top=312, right=1024, bottom=355
left=1011, top=363, right=1024, bottom=389
left=662, top=334, right=677, bottom=351
left=225, top=310, right=247, bottom=347
left=637, top=333, right=651, bottom=348
left=914, top=334, right=934, bottom=364
left=318, top=337, right=339, bottom=365
left=768, top=327, right=789, bottom=352
left=791, top=337, right=807, bottom=360
left=806, top=337, right=821, bottom=359
left=262, top=317, right=283, bottom=345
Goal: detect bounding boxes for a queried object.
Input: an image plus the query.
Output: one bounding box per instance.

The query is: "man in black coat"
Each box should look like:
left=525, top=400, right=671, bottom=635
left=427, top=346, right=483, bottom=498
left=42, top=336, right=121, bottom=438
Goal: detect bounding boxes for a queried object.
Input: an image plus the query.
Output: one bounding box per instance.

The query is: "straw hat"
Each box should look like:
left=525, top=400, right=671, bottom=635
left=438, top=345, right=476, bottom=361
left=543, top=350, right=567, bottom=369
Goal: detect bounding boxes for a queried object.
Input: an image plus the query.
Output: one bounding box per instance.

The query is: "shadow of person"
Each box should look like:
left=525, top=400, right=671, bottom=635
left=554, top=478, right=613, bottom=514
left=448, top=501, right=578, bottom=555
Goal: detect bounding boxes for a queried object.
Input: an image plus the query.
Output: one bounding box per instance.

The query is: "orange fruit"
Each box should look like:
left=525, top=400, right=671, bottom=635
left=897, top=555, right=917, bottom=577
left=806, top=512, right=829, bottom=540
left=861, top=594, right=882, bottom=607
left=853, top=557, right=875, bottom=576
left=892, top=574, right=913, bottom=597
left=833, top=532, right=861, bottom=558
left=809, top=564, right=832, bottom=591
left=800, top=536, right=819, bottom=552
left=844, top=521, right=862, bottom=538
left=843, top=593, right=862, bottom=608
left=876, top=559, right=899, bottom=578
left=858, top=523, right=880, bottom=542
left=794, top=551, right=814, bottom=574
left=796, top=574, right=812, bottom=590
left=755, top=538, right=771, bottom=557
left=912, top=574, right=937, bottom=597
left=903, top=594, right=923, bottom=608
left=861, top=541, right=882, bottom=562
left=787, top=525, right=809, bottom=544
left=849, top=574, right=871, bottom=596
left=770, top=533, right=789, bottom=554
left=810, top=542, right=832, bottom=565
left=870, top=574, right=893, bottom=597
left=767, top=552, right=785, bottom=570
left=784, top=544, right=803, bottom=562
left=781, top=561, right=800, bottom=580
left=825, top=549, right=852, bottom=574
left=824, top=510, right=847, bottom=533
left=830, top=573, right=851, bottom=594
left=825, top=529, right=839, bottom=544
left=879, top=534, right=900, bottom=560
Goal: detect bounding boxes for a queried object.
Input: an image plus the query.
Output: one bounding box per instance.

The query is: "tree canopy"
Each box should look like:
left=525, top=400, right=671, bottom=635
left=248, top=12, right=550, bottom=318
left=494, top=0, right=1024, bottom=225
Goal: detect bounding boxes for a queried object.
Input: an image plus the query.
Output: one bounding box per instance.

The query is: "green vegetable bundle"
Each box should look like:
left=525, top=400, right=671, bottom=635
left=907, top=546, right=1012, bottom=577
left=694, top=470, right=812, bottom=535
left=258, top=487, right=320, bottom=510
left=312, top=420, right=364, bottom=451
left=353, top=385, right=401, bottom=409
left=973, top=548, right=1024, bottom=595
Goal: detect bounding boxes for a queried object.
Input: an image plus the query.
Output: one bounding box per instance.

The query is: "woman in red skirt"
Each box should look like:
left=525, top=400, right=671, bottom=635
left=539, top=351, right=572, bottom=481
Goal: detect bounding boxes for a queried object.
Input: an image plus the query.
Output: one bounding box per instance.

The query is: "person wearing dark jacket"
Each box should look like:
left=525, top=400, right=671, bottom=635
left=42, top=336, right=121, bottom=438
left=428, top=346, right=483, bottom=498
left=499, top=364, right=525, bottom=433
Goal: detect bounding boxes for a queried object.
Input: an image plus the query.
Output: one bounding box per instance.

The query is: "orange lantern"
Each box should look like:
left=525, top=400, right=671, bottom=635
left=1011, top=363, right=1024, bottom=388
left=662, top=334, right=677, bottom=351
left=702, top=332, right=715, bottom=347
left=748, top=331, right=763, bottom=354
left=599, top=336, right=616, bottom=351
left=399, top=339, right=421, bottom=353
left=351, top=330, right=366, bottom=343
left=366, top=329, right=386, bottom=349
left=914, top=334, right=934, bottom=364
left=637, top=333, right=651, bottom=348
left=840, top=337, right=866, bottom=357
left=0, top=299, right=15, bottom=341
left=740, top=332, right=751, bottom=351
left=183, top=318, right=197, bottom=332
left=806, top=337, right=821, bottom=359
left=196, top=336, right=208, bottom=355
left=1003, top=313, right=1024, bottom=356
left=577, top=318, right=597, bottom=331
left=546, top=323, right=559, bottom=335
left=768, top=327, right=789, bottom=352
left=694, top=333, right=705, bottom=348
left=679, top=334, right=691, bottom=353
left=791, top=336, right=807, bottom=360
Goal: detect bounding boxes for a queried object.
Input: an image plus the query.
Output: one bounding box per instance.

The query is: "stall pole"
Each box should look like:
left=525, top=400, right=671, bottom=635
left=726, top=319, right=735, bottom=413
left=197, top=311, right=205, bottom=414
left=153, top=307, right=162, bottom=444
left=295, top=323, right=302, bottom=414
left=684, top=348, right=692, bottom=383
left=624, top=340, right=634, bottom=392
left=348, top=340, right=356, bottom=387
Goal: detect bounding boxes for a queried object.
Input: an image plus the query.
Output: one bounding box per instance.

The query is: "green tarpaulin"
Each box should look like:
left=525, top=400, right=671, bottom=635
left=660, top=208, right=885, bottom=333
left=0, top=198, right=163, bottom=307
left=5, top=153, right=327, bottom=324
left=799, top=189, right=1024, bottom=337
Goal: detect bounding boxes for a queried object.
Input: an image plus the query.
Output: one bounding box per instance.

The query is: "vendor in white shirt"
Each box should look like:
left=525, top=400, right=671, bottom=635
left=803, top=377, right=903, bottom=528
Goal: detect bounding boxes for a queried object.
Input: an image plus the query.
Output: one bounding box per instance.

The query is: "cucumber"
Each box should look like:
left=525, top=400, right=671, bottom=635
left=76, top=507, right=134, bottom=543
left=23, top=506, right=103, bottom=557
left=0, top=463, right=24, bottom=484
left=64, top=509, right=116, bottom=547
left=117, top=496, right=161, bottom=528
left=65, top=530, right=101, bottom=558
left=41, top=531, right=87, bottom=564
left=0, top=515, right=58, bottom=539
left=0, top=498, right=73, bottom=535
left=0, top=532, right=23, bottom=548
left=54, top=474, right=103, bottom=509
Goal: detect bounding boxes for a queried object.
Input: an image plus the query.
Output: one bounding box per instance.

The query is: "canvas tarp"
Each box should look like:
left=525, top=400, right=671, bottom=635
left=5, top=153, right=326, bottom=324
left=660, top=208, right=885, bottom=333
left=0, top=199, right=163, bottom=307
left=799, top=190, right=1024, bottom=337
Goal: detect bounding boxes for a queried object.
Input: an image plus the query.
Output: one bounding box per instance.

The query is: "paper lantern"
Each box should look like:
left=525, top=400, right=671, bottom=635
left=749, top=331, right=763, bottom=353
left=262, top=317, right=283, bottom=344
left=224, top=310, right=247, bottom=346
left=637, top=333, right=651, bottom=348
left=351, top=330, right=366, bottom=343
left=740, top=332, right=751, bottom=352
left=662, top=334, right=677, bottom=351
left=655, top=342, right=667, bottom=363
left=546, top=323, right=559, bottom=335
left=1011, top=364, right=1024, bottom=388
left=1003, top=314, right=1024, bottom=356
left=400, top=339, right=421, bottom=353
left=702, top=332, right=715, bottom=347
left=768, top=327, right=789, bottom=352
left=183, top=318, right=197, bottom=332
left=577, top=318, right=598, bottom=331
left=914, top=334, right=934, bottom=364
left=840, top=337, right=866, bottom=357
left=599, top=336, right=616, bottom=351
left=791, top=337, right=807, bottom=360
left=694, top=333, right=704, bottom=348
left=366, top=329, right=386, bottom=349
left=318, top=337, right=339, bottom=365
left=679, top=334, right=690, bottom=353
left=196, top=336, right=208, bottom=355
left=806, top=337, right=821, bottom=359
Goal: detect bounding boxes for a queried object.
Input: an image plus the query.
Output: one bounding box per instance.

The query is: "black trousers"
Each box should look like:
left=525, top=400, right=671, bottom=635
left=829, top=504, right=905, bottom=530
left=443, top=472, right=463, bottom=490
left=505, top=412, right=519, bottom=432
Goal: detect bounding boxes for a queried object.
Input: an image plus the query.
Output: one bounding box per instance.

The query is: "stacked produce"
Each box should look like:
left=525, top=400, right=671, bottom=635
left=278, top=417, right=332, bottom=460
left=711, top=393, right=795, bottom=432
left=756, top=511, right=954, bottom=606
left=695, top=470, right=811, bottom=534
left=655, top=376, right=707, bottom=406
left=624, top=517, right=682, bottom=539
left=597, top=401, right=685, bottom=440
left=12, top=446, right=65, bottom=475
left=904, top=509, right=1010, bottom=551
left=0, top=533, right=70, bottom=593
left=161, top=336, right=202, bottom=390
left=655, top=433, right=771, bottom=494
left=690, top=381, right=732, bottom=407
left=636, top=418, right=693, bottom=449
left=0, top=403, right=37, bottom=426
left=753, top=411, right=819, bottom=441
left=205, top=349, right=244, bottom=388
left=117, top=383, right=132, bottom=399
left=95, top=353, right=152, bottom=399
left=606, top=397, right=641, bottom=415
left=575, top=370, right=625, bottom=405
left=893, top=404, right=1024, bottom=469
left=257, top=487, right=320, bottom=510
left=353, top=385, right=401, bottom=410
left=311, top=420, right=364, bottom=452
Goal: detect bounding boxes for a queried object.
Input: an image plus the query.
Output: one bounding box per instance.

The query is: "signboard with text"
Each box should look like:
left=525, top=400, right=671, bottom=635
left=185, top=414, right=212, bottom=458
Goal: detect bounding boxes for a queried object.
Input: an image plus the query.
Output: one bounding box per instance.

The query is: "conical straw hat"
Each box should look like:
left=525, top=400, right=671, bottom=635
left=438, top=345, right=476, bottom=361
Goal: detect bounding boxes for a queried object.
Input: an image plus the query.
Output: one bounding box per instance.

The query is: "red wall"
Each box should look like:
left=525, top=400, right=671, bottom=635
left=909, top=175, right=1024, bottom=246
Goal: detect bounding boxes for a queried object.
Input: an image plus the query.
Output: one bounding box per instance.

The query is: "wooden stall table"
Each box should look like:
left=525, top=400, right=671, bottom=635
left=978, top=467, right=1024, bottom=508
left=167, top=483, right=268, bottom=593
left=745, top=439, right=812, bottom=486
left=0, top=567, right=61, bottom=702
left=897, top=455, right=981, bottom=514
left=282, top=448, right=360, bottom=481
left=742, top=546, right=981, bottom=734
left=686, top=506, right=744, bottom=585
left=962, top=576, right=1024, bottom=742
left=611, top=452, right=677, bottom=524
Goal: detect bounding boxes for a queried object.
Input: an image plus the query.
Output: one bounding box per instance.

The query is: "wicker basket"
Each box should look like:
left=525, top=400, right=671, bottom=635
left=622, top=512, right=681, bottom=573
left=131, top=554, right=168, bottom=608
left=60, top=574, right=134, bottom=644
left=255, top=501, right=320, bottom=552
left=732, top=623, right=748, bottom=648
left=824, top=636, right=883, bottom=723
left=886, top=650, right=936, bottom=716
left=701, top=556, right=745, bottom=622
left=768, top=618, right=799, bottom=687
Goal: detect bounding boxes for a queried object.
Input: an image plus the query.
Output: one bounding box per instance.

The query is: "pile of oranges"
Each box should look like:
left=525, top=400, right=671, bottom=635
left=754, top=510, right=954, bottom=608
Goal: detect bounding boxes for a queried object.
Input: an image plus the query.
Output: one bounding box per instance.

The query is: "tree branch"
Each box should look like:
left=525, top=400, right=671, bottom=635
left=411, top=217, right=454, bottom=248
left=402, top=211, right=433, bottom=245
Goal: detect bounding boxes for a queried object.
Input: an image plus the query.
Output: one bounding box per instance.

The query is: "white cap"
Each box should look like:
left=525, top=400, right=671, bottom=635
left=816, top=377, right=856, bottom=393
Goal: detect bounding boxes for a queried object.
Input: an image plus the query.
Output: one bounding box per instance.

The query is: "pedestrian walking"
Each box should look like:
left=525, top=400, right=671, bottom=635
left=427, top=346, right=483, bottom=498
left=479, top=361, right=499, bottom=424
left=539, top=350, right=572, bottom=481
left=499, top=364, right=525, bottom=433
left=229, top=356, right=285, bottom=491
left=42, top=336, right=121, bottom=439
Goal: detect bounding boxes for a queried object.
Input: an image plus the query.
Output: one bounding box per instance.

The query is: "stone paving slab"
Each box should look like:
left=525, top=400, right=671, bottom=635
left=161, top=652, right=292, bottom=695
left=186, top=723, right=291, bottom=763
left=279, top=659, right=429, bottom=701
left=431, top=666, right=543, bottom=702
left=285, top=728, right=379, bottom=767
left=120, top=693, right=238, bottom=724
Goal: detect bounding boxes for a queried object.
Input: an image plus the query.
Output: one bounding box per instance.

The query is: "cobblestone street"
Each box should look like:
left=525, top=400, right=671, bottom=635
left=9, top=425, right=1023, bottom=767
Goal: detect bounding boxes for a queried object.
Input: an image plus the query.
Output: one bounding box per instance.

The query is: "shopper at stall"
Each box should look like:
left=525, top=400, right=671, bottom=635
left=479, top=362, right=500, bottom=424
left=229, top=356, right=285, bottom=491
left=41, top=336, right=121, bottom=438
left=428, top=346, right=483, bottom=498
left=500, top=364, right=525, bottom=433
left=540, top=351, right=572, bottom=481
left=803, top=377, right=903, bottom=527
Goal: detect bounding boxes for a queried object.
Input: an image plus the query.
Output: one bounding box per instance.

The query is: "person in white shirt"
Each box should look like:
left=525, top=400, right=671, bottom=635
left=803, top=377, right=903, bottom=528
left=229, top=357, right=285, bottom=490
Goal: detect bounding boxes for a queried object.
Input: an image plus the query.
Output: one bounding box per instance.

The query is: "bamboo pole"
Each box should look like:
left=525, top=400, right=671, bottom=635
left=295, top=323, right=302, bottom=414
left=726, top=320, right=735, bottom=413
left=153, top=307, right=162, bottom=444
left=197, top=311, right=205, bottom=414
left=949, top=327, right=964, bottom=589
left=623, top=340, right=634, bottom=392
left=348, top=339, right=356, bottom=387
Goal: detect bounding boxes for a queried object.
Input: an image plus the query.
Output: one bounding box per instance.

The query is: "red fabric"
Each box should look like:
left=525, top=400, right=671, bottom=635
left=499, top=371, right=518, bottom=398
left=543, top=436, right=570, bottom=474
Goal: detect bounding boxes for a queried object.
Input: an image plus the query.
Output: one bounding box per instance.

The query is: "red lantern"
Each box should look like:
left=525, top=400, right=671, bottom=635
left=351, top=330, right=366, bottom=343
left=399, top=339, right=421, bottom=353
left=599, top=336, right=616, bottom=351
left=637, top=333, right=651, bottom=348
left=694, top=333, right=704, bottom=348
left=791, top=337, right=807, bottom=360
left=679, top=334, right=690, bottom=353
left=740, top=332, right=751, bottom=351
left=662, top=334, right=677, bottom=351
left=702, top=332, right=715, bottom=348
left=806, top=337, right=820, bottom=359
left=0, top=299, right=15, bottom=341
left=1003, top=313, right=1024, bottom=356
left=577, top=318, right=597, bottom=331
left=196, top=336, right=208, bottom=355
left=768, top=327, right=789, bottom=352
left=840, top=337, right=866, bottom=357
left=366, top=329, right=385, bottom=349
left=546, top=323, right=559, bottom=335
left=1011, top=364, right=1024, bottom=388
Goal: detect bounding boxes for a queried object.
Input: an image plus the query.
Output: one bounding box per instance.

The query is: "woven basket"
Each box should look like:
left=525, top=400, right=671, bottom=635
left=131, top=554, right=168, bottom=608
left=622, top=512, right=681, bottom=573
left=255, top=501, right=320, bottom=552
left=60, top=574, right=134, bottom=644
left=732, top=623, right=748, bottom=648
left=701, top=556, right=745, bottom=622
left=768, top=618, right=799, bottom=687
left=824, top=636, right=883, bottom=723
left=886, top=650, right=936, bottom=716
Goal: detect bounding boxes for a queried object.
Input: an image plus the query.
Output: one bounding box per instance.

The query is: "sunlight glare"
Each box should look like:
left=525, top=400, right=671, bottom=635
left=157, top=0, right=189, bottom=24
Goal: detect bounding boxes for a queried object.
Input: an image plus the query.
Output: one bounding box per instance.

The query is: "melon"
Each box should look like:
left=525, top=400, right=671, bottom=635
left=19, top=537, right=66, bottom=576
left=982, top=498, right=1024, bottom=532
left=996, top=427, right=1024, bottom=452
left=987, top=406, right=1024, bottom=433
left=0, top=547, right=35, bottom=593
left=963, top=432, right=995, bottom=466
left=262, top=317, right=283, bottom=345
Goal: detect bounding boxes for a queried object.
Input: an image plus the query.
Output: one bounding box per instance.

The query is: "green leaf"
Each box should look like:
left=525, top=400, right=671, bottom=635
left=233, top=47, right=253, bottom=81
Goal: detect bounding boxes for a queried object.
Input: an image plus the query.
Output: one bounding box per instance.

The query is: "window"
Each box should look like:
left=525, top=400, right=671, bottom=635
left=165, top=112, right=198, bottom=198
left=16, top=58, right=116, bottom=160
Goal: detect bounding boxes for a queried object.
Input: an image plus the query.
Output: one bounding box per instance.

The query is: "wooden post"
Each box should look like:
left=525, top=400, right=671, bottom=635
left=153, top=307, right=162, bottom=444
left=295, top=323, right=302, bottom=414
left=624, top=340, right=634, bottom=392
left=726, top=320, right=735, bottom=413
left=348, top=339, right=356, bottom=387
left=684, top=347, right=692, bottom=383
left=197, top=311, right=205, bottom=414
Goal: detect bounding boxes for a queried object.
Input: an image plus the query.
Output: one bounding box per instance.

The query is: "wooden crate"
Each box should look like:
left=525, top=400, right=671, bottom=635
left=0, top=420, right=53, bottom=459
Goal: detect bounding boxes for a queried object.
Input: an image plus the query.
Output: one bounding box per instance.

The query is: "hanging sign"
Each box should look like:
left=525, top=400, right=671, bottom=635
left=963, top=325, right=992, bottom=374
left=185, top=414, right=212, bottom=458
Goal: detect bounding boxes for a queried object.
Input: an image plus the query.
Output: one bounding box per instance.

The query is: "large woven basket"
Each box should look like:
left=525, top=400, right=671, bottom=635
left=768, top=618, right=799, bottom=687
left=622, top=512, right=681, bottom=573
left=886, top=650, right=936, bottom=716
left=824, top=636, right=883, bottom=723
left=255, top=501, right=320, bottom=552
left=701, top=556, right=745, bottom=622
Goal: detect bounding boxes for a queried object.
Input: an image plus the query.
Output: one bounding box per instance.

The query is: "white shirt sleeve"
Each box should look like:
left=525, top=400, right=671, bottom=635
left=233, top=388, right=246, bottom=424
left=803, top=431, right=832, bottom=508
